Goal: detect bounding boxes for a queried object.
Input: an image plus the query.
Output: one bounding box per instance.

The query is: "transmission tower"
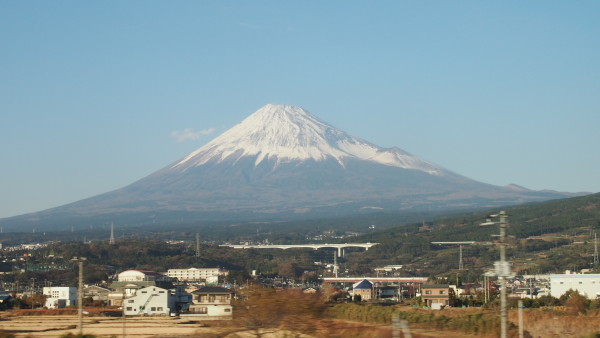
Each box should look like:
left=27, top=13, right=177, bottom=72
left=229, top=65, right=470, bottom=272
left=109, top=222, right=115, bottom=245
left=594, top=232, right=599, bottom=265
left=431, top=241, right=475, bottom=271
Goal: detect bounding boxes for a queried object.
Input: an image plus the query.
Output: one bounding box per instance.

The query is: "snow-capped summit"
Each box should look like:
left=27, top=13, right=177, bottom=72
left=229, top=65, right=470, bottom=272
left=173, top=104, right=442, bottom=175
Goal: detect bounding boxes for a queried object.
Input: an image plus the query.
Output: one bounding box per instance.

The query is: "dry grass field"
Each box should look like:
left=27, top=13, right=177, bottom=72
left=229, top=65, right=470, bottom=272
left=1, top=308, right=599, bottom=337
left=0, top=314, right=483, bottom=338
left=0, top=315, right=229, bottom=337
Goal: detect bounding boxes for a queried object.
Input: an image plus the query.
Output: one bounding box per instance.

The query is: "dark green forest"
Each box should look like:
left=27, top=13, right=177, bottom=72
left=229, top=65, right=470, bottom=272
left=1, top=193, right=599, bottom=286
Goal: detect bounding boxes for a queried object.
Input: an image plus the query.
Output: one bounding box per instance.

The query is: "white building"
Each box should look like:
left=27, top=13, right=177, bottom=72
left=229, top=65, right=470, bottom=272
left=550, top=273, right=600, bottom=299
left=118, top=270, right=169, bottom=282
left=166, top=268, right=227, bottom=284
left=123, top=286, right=191, bottom=316
left=43, top=287, right=77, bottom=309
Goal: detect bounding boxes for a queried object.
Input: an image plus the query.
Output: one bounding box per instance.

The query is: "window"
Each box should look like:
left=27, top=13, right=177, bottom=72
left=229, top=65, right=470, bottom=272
left=425, top=290, right=432, bottom=294
left=126, top=307, right=132, bottom=311
left=440, top=290, right=446, bottom=295
left=128, top=300, right=134, bottom=303
left=151, top=307, right=156, bottom=311
left=141, top=291, right=147, bottom=294
left=560, top=282, right=564, bottom=284
left=195, top=307, right=208, bottom=314
left=157, top=307, right=163, bottom=311
left=209, top=295, right=216, bottom=302
left=224, top=308, right=231, bottom=312
left=159, top=291, right=165, bottom=294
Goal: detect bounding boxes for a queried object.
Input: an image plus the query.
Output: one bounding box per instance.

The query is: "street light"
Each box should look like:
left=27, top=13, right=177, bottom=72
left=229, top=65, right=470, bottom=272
left=480, top=210, right=510, bottom=338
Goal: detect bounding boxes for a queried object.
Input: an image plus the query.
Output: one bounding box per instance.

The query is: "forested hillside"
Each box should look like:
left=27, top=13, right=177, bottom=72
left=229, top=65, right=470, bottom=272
left=0, top=193, right=598, bottom=286
left=343, top=193, right=600, bottom=279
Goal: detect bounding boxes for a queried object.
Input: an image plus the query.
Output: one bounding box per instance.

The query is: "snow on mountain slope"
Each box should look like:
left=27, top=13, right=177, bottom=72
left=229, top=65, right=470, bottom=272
left=173, top=104, right=442, bottom=175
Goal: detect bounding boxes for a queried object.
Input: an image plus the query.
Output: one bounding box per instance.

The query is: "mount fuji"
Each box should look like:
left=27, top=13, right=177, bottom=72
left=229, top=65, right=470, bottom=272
left=1, top=104, right=573, bottom=230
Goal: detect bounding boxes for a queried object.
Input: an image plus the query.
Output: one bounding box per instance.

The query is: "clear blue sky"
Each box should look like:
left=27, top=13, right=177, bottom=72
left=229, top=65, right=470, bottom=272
left=1, top=1, right=599, bottom=218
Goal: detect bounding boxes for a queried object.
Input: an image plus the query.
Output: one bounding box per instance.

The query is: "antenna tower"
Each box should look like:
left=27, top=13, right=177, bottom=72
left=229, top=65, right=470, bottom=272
left=109, top=222, right=115, bottom=245
left=196, top=233, right=200, bottom=257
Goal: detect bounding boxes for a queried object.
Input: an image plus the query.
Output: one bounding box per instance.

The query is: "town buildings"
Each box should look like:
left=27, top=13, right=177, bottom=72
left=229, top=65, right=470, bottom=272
left=352, top=279, right=373, bottom=301
left=83, top=285, right=111, bottom=303
left=117, top=270, right=170, bottom=282
left=166, top=268, right=227, bottom=284
left=421, top=284, right=451, bottom=309
left=550, top=273, right=600, bottom=299
left=123, top=285, right=191, bottom=316
left=109, top=270, right=175, bottom=306
left=43, top=286, right=77, bottom=309
left=186, top=286, right=233, bottom=318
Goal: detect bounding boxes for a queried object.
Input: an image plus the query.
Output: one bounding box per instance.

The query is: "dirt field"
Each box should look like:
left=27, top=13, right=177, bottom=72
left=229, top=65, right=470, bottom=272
left=0, top=314, right=484, bottom=338
left=4, top=310, right=595, bottom=337
left=0, top=315, right=228, bottom=337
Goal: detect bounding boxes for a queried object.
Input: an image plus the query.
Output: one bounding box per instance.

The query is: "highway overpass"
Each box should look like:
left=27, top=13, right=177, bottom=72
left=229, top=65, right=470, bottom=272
left=220, top=243, right=379, bottom=257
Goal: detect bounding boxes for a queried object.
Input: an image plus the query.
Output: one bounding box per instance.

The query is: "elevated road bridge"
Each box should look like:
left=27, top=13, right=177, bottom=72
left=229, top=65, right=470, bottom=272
left=220, top=243, right=378, bottom=257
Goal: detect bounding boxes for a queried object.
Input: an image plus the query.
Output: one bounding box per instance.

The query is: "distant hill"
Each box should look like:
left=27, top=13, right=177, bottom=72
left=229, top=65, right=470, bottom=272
left=348, top=192, right=600, bottom=276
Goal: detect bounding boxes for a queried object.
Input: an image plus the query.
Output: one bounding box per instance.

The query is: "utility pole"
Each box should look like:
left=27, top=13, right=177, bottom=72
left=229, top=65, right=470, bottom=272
left=333, top=251, right=338, bottom=278
left=518, top=300, right=524, bottom=338
left=30, top=278, right=36, bottom=309
left=499, top=211, right=508, bottom=338
left=483, top=275, right=488, bottom=304
left=122, top=289, right=126, bottom=338
left=71, top=257, right=86, bottom=336
left=481, top=210, right=510, bottom=338
left=392, top=313, right=400, bottom=338
left=78, top=260, right=84, bottom=335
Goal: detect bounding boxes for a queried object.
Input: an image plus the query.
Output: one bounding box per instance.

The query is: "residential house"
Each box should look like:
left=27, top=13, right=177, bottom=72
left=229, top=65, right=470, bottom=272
left=421, top=284, right=451, bottom=309
left=123, top=286, right=191, bottom=316
left=109, top=270, right=174, bottom=306
left=352, top=279, right=373, bottom=301
left=43, top=286, right=77, bottom=309
left=186, top=286, right=233, bottom=318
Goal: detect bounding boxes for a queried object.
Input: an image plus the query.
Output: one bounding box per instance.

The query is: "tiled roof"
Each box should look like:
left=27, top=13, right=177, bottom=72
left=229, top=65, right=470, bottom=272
left=422, top=284, right=450, bottom=288
left=193, top=286, right=233, bottom=294
left=354, top=279, right=373, bottom=289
